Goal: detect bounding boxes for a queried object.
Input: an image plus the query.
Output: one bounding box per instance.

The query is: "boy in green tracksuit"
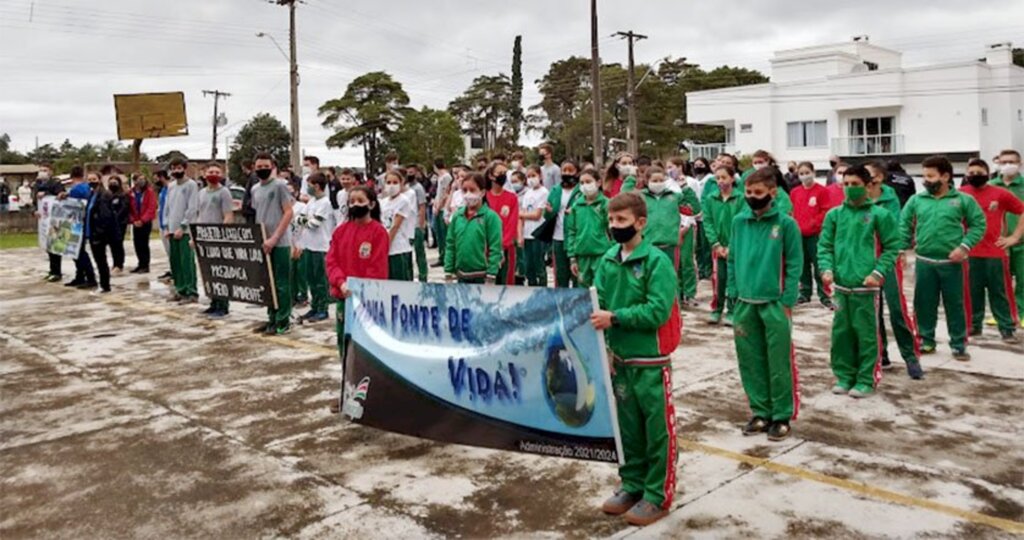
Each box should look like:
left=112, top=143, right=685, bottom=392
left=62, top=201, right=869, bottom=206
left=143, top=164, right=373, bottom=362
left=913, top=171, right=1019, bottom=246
left=818, top=165, right=900, bottom=398
left=592, top=192, right=681, bottom=527
left=623, top=166, right=701, bottom=299
left=899, top=156, right=986, bottom=361
left=865, top=161, right=924, bottom=379
left=566, top=171, right=611, bottom=287
left=544, top=164, right=581, bottom=288
left=727, top=167, right=803, bottom=441
left=444, top=174, right=503, bottom=284
left=703, top=166, right=746, bottom=325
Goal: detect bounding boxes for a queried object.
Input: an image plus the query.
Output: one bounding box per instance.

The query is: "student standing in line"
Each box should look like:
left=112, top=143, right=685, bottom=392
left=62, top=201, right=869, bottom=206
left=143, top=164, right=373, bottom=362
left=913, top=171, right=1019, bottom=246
left=818, top=165, right=900, bottom=398
left=790, top=161, right=832, bottom=307
left=39, top=165, right=71, bottom=283
left=509, top=170, right=528, bottom=284
left=544, top=161, right=581, bottom=287
left=519, top=166, right=550, bottom=286
left=961, top=158, right=1024, bottom=343
left=603, top=153, right=633, bottom=199
left=431, top=159, right=453, bottom=267
left=154, top=170, right=173, bottom=281
left=727, top=167, right=803, bottom=441
left=864, top=161, right=924, bottom=378
left=129, top=174, right=157, bottom=274
left=406, top=165, right=429, bottom=282
left=444, top=173, right=503, bottom=284
left=106, top=174, right=131, bottom=275
left=163, top=158, right=199, bottom=303
left=85, top=176, right=121, bottom=294
left=899, top=155, right=986, bottom=361
left=63, top=170, right=97, bottom=289
left=251, top=152, right=295, bottom=335
left=703, top=165, right=746, bottom=326
left=193, top=162, right=235, bottom=318
left=566, top=170, right=611, bottom=288
left=591, top=192, right=680, bottom=527
left=289, top=184, right=310, bottom=308
left=538, top=143, right=562, bottom=190
left=692, top=157, right=715, bottom=281
left=991, top=149, right=1024, bottom=329
left=296, top=173, right=335, bottom=323
left=380, top=170, right=416, bottom=281
left=484, top=161, right=521, bottom=285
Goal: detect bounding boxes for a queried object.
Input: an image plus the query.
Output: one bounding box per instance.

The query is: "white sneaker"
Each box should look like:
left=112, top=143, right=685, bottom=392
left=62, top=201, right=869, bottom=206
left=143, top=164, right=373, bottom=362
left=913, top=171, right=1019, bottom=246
left=831, top=384, right=849, bottom=395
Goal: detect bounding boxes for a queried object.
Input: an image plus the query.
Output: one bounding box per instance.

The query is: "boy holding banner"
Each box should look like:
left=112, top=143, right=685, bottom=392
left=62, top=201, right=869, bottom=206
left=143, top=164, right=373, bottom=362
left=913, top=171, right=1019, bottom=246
left=591, top=191, right=681, bottom=527
left=194, top=162, right=235, bottom=318
left=251, top=152, right=295, bottom=335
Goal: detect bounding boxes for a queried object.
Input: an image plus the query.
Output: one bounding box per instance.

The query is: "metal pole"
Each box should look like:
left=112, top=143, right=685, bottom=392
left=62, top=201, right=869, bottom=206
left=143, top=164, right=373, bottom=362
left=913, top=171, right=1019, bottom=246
left=203, top=90, right=230, bottom=160
left=615, top=31, right=647, bottom=155
left=287, top=0, right=301, bottom=174
left=590, top=0, right=604, bottom=169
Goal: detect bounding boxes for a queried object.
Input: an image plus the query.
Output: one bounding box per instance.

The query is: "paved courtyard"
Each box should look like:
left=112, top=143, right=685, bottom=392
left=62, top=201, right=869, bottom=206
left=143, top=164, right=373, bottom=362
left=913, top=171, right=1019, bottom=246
left=1, top=240, right=1021, bottom=538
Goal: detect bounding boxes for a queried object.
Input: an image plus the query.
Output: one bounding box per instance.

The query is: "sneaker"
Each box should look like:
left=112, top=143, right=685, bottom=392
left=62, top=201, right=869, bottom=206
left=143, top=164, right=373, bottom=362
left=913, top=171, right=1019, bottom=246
left=969, top=328, right=983, bottom=337
left=254, top=323, right=274, bottom=334
left=742, top=416, right=770, bottom=436
left=429, top=261, right=444, bottom=268
left=849, top=386, right=873, bottom=399
left=723, top=314, right=734, bottom=327
left=623, top=500, right=668, bottom=527
left=706, top=312, right=722, bottom=325
left=178, top=295, right=198, bottom=304
left=881, top=357, right=893, bottom=371
left=821, top=298, right=836, bottom=311
left=985, top=317, right=997, bottom=327
left=767, top=421, right=792, bottom=441
left=1000, top=332, right=1020, bottom=344
left=90, top=287, right=112, bottom=296
left=200, top=305, right=216, bottom=315
left=167, top=294, right=182, bottom=302
left=206, top=310, right=229, bottom=320
left=275, top=324, right=292, bottom=335
left=601, top=489, right=643, bottom=516
left=77, top=281, right=97, bottom=290
left=906, top=361, right=924, bottom=380
left=158, top=271, right=172, bottom=279
left=136, top=267, right=150, bottom=274
left=262, top=323, right=277, bottom=335
left=111, top=267, right=123, bottom=276
left=305, top=312, right=329, bottom=323
left=64, top=279, right=84, bottom=287
left=796, top=296, right=811, bottom=305
left=45, top=274, right=62, bottom=283
left=920, top=343, right=936, bottom=355
left=294, top=298, right=309, bottom=308
left=831, top=383, right=850, bottom=395
left=952, top=350, right=971, bottom=362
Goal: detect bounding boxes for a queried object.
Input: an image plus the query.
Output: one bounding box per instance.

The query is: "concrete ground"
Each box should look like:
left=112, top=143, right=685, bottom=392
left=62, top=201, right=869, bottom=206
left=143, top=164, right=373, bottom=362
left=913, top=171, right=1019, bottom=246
left=0, top=240, right=1021, bottom=539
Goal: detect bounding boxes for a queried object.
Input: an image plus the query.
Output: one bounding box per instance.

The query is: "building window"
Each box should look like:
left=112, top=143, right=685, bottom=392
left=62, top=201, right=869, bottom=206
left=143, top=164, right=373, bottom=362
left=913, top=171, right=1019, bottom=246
left=981, top=108, right=988, bottom=127
left=725, top=127, right=735, bottom=144
left=786, top=120, right=828, bottom=148
left=740, top=123, right=752, bottom=133
left=849, top=116, right=896, bottom=155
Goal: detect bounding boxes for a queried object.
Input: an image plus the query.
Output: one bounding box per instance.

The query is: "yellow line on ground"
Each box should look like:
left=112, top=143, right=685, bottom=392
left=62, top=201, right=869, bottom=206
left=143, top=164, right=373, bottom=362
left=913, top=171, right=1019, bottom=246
left=96, top=290, right=1023, bottom=534
left=677, top=438, right=1024, bottom=534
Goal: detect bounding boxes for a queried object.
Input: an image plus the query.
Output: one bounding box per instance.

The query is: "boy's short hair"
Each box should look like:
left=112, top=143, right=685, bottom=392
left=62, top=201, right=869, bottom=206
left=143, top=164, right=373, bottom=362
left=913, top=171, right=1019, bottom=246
left=745, top=167, right=778, bottom=189
left=511, top=151, right=525, bottom=161
left=384, top=151, right=399, bottom=162
left=752, top=149, right=772, bottom=161
left=843, top=164, right=872, bottom=183
left=608, top=192, right=647, bottom=219
left=668, top=156, right=686, bottom=168
left=999, top=149, right=1021, bottom=160
left=304, top=155, right=320, bottom=167
left=168, top=157, right=187, bottom=168
left=511, top=170, right=527, bottom=182
left=205, top=161, right=222, bottom=170
left=538, top=143, right=553, bottom=154
left=921, top=155, right=953, bottom=178
left=637, top=156, right=652, bottom=167
left=307, top=172, right=328, bottom=190
left=967, top=158, right=990, bottom=173
left=254, top=152, right=275, bottom=164
left=433, top=157, right=446, bottom=169
left=646, top=165, right=665, bottom=178
left=69, top=165, right=84, bottom=179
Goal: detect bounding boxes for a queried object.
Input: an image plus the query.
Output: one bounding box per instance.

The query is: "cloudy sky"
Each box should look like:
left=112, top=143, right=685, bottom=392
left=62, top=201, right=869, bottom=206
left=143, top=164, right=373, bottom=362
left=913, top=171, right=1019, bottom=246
left=2, top=0, right=1022, bottom=167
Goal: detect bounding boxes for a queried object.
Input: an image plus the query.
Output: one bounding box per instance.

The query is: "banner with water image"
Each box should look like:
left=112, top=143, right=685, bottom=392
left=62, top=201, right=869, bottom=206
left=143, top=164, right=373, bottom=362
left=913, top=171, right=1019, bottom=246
left=44, top=198, right=87, bottom=258
left=340, top=278, right=623, bottom=464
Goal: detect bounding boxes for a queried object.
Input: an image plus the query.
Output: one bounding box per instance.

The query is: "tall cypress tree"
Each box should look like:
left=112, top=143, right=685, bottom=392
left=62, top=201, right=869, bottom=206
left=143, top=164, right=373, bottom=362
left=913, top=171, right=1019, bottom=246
left=510, top=35, right=523, bottom=145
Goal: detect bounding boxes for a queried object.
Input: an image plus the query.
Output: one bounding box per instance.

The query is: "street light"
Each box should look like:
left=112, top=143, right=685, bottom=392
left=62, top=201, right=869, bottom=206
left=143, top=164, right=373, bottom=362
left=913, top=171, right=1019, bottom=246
left=255, top=32, right=289, bottom=62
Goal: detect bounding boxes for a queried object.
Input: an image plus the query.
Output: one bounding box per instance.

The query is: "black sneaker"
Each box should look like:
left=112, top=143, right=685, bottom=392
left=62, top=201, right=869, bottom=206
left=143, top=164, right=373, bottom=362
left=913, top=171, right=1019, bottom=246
left=969, top=328, right=983, bottom=337
left=906, top=360, right=924, bottom=380
left=601, top=489, right=643, bottom=516
left=952, top=350, right=971, bottom=362
left=201, top=305, right=216, bottom=315
left=821, top=298, right=836, bottom=311
left=262, top=323, right=277, bottom=335
left=305, top=311, right=329, bottom=323
left=429, top=261, right=444, bottom=268
left=64, top=279, right=84, bottom=287
left=76, top=281, right=97, bottom=290
left=881, top=357, right=893, bottom=371
left=796, top=296, right=811, bottom=305
left=1000, top=331, right=1020, bottom=344
left=45, top=274, right=63, bottom=283
left=158, top=271, right=172, bottom=279
left=206, top=310, right=228, bottom=320
left=767, top=421, right=791, bottom=442
left=742, top=416, right=770, bottom=436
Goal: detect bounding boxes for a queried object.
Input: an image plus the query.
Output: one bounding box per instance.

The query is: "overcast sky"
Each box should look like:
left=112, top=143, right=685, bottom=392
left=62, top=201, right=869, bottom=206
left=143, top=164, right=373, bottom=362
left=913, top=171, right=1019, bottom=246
left=2, top=0, right=1023, bottom=167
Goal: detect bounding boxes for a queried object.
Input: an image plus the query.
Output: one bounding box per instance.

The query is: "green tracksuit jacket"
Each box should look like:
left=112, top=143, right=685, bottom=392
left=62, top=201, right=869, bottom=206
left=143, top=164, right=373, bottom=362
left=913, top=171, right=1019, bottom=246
left=543, top=183, right=581, bottom=221
left=623, top=177, right=701, bottom=248
left=703, top=190, right=746, bottom=248
left=726, top=205, right=803, bottom=307
left=444, top=205, right=503, bottom=280
left=565, top=193, right=611, bottom=259
left=818, top=201, right=900, bottom=289
left=898, top=189, right=986, bottom=260
left=871, top=184, right=922, bottom=367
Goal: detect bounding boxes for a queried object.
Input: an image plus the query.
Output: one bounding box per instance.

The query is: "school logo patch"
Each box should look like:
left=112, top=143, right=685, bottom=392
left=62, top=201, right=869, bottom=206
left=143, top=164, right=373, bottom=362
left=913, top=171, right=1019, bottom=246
left=359, top=242, right=372, bottom=259
left=501, top=205, right=510, bottom=217
left=861, top=213, right=872, bottom=224
left=948, top=199, right=960, bottom=208
left=809, top=197, right=817, bottom=207
left=770, top=225, right=781, bottom=239
left=632, top=262, right=644, bottom=278
left=733, top=324, right=747, bottom=338
left=989, top=201, right=999, bottom=212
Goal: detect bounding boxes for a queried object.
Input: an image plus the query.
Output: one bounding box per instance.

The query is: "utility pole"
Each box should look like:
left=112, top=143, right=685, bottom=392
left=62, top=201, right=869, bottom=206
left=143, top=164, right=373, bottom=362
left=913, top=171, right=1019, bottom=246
left=275, top=0, right=301, bottom=174
left=589, top=0, right=604, bottom=169
left=202, top=90, right=231, bottom=160
left=615, top=30, right=647, bottom=155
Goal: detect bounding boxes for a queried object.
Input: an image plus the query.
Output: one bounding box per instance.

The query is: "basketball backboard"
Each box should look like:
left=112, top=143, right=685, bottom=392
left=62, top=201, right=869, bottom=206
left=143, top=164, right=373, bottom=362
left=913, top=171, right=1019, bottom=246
left=114, top=92, right=188, bottom=140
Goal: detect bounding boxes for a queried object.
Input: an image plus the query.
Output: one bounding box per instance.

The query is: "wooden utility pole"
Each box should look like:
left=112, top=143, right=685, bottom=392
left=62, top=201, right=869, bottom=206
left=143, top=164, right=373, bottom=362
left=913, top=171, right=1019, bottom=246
left=202, top=90, right=231, bottom=160
left=615, top=30, right=647, bottom=155
left=589, top=0, right=604, bottom=169
left=276, top=0, right=301, bottom=174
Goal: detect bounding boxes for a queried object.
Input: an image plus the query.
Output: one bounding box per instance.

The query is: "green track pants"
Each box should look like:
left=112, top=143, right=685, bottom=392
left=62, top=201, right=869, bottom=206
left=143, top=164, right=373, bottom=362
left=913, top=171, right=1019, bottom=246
left=732, top=300, right=799, bottom=422
left=414, top=227, right=428, bottom=283
left=524, top=239, right=547, bottom=286
left=268, top=246, right=293, bottom=328
left=575, top=254, right=601, bottom=288
left=613, top=363, right=677, bottom=510
left=799, top=234, right=829, bottom=301
left=552, top=240, right=575, bottom=288
left=678, top=228, right=697, bottom=300
left=696, top=222, right=712, bottom=280
left=710, top=254, right=734, bottom=317
left=169, top=236, right=197, bottom=297
left=1011, top=247, right=1024, bottom=320
left=388, top=252, right=413, bottom=281
left=969, top=256, right=1019, bottom=335
left=292, top=253, right=309, bottom=303
left=831, top=289, right=882, bottom=392
left=434, top=212, right=447, bottom=264
left=302, top=250, right=330, bottom=314
left=335, top=298, right=347, bottom=354
left=914, top=258, right=969, bottom=352
left=878, top=265, right=921, bottom=364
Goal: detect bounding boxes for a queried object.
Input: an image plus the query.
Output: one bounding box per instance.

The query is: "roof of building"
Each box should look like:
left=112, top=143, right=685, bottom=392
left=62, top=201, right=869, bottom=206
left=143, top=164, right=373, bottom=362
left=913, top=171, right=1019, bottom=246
left=0, top=164, right=40, bottom=175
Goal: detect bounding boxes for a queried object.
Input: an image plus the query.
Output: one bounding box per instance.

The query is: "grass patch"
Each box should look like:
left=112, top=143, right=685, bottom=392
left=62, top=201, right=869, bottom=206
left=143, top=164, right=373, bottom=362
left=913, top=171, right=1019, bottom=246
left=0, top=232, right=39, bottom=250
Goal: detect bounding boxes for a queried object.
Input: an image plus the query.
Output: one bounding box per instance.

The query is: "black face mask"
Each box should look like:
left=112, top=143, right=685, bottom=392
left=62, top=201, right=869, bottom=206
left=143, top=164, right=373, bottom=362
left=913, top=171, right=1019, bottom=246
left=829, top=161, right=838, bottom=169
left=110, top=183, right=122, bottom=192
left=348, top=204, right=370, bottom=219
left=170, top=171, right=185, bottom=180
left=609, top=224, right=638, bottom=244
left=255, top=168, right=273, bottom=180
left=746, top=194, right=772, bottom=211
left=693, top=166, right=707, bottom=175
left=562, top=174, right=578, bottom=186
left=493, top=174, right=507, bottom=186
left=88, top=181, right=99, bottom=189
left=966, top=174, right=989, bottom=188
left=924, top=181, right=944, bottom=195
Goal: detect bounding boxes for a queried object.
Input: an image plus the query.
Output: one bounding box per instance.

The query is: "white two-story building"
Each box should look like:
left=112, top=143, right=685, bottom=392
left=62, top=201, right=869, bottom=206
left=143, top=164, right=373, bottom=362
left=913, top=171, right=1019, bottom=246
left=686, top=38, right=1024, bottom=172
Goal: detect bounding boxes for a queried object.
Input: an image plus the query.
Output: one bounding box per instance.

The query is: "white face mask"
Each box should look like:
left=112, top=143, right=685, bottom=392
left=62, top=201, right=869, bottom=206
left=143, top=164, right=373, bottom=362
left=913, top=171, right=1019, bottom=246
left=510, top=161, right=521, bottom=170
left=753, top=162, right=766, bottom=170
left=527, top=176, right=540, bottom=188
left=799, top=174, right=815, bottom=186
left=510, top=182, right=524, bottom=193
left=464, top=193, right=482, bottom=207
left=384, top=184, right=400, bottom=198
left=580, top=182, right=599, bottom=196
left=302, top=166, right=312, bottom=176
left=1000, top=163, right=1020, bottom=177
left=620, top=165, right=637, bottom=177
left=648, top=180, right=667, bottom=194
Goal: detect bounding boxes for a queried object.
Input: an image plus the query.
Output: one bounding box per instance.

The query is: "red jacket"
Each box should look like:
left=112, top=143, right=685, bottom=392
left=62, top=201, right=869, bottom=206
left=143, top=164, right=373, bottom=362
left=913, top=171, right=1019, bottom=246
left=326, top=219, right=390, bottom=298
left=604, top=177, right=623, bottom=198
left=790, top=183, right=830, bottom=237
left=961, top=184, right=1024, bottom=258
left=822, top=183, right=844, bottom=214
left=129, top=186, right=157, bottom=224
left=485, top=188, right=520, bottom=249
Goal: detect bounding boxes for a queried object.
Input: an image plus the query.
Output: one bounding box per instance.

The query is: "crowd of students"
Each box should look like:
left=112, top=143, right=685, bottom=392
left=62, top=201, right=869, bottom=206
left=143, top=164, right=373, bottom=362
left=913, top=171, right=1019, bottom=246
left=37, top=145, right=1024, bottom=527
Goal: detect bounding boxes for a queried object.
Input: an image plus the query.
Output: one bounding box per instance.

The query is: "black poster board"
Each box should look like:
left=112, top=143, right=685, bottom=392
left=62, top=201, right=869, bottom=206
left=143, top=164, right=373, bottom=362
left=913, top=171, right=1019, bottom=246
left=190, top=224, right=278, bottom=309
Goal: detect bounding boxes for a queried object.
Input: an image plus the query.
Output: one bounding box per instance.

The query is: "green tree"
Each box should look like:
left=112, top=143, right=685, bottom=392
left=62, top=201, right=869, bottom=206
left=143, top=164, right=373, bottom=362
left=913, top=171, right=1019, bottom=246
left=319, top=71, right=410, bottom=175
left=530, top=57, right=593, bottom=160
left=448, top=74, right=513, bottom=152
left=510, top=35, right=524, bottom=145
left=155, top=150, right=190, bottom=163
left=0, top=133, right=30, bottom=164
left=391, top=107, right=465, bottom=168
left=226, top=113, right=291, bottom=180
